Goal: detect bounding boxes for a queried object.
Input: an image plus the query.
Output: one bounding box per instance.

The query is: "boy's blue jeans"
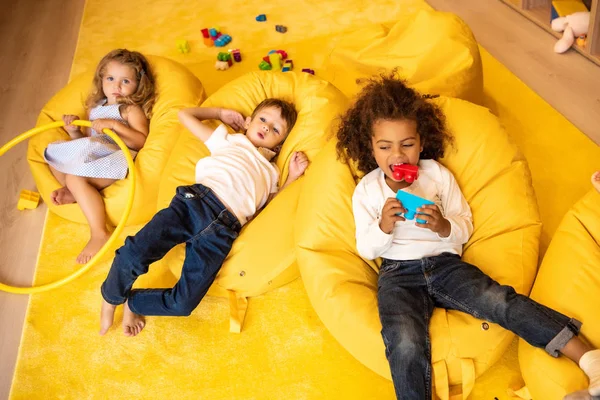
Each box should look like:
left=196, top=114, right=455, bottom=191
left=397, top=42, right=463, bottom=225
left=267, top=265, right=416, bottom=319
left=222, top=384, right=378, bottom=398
left=101, top=184, right=241, bottom=316
left=378, top=253, right=581, bottom=400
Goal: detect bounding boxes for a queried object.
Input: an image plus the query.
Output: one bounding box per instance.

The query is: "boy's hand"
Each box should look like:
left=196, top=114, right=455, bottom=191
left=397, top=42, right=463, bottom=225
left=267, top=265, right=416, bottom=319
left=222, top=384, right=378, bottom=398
left=415, top=204, right=451, bottom=237
left=62, top=114, right=81, bottom=135
left=92, top=118, right=117, bottom=133
left=287, top=151, right=309, bottom=181
left=218, top=108, right=245, bottom=131
left=379, top=197, right=406, bottom=234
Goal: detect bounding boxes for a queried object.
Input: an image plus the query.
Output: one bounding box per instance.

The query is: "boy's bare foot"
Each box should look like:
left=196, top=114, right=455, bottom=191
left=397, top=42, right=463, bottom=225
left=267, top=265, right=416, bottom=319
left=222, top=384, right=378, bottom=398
left=123, top=300, right=145, bottom=337
left=50, top=186, right=76, bottom=205
left=76, top=231, right=111, bottom=264
left=99, top=299, right=116, bottom=336
left=592, top=171, right=600, bottom=194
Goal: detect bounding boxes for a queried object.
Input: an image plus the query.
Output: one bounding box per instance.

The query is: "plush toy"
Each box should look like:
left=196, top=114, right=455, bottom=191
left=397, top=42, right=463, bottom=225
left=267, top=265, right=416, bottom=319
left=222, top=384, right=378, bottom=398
left=551, top=11, right=590, bottom=53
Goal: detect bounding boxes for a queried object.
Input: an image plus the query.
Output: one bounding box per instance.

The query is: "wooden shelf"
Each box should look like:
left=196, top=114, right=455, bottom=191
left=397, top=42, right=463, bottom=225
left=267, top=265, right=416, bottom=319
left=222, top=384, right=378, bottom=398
left=500, top=0, right=600, bottom=66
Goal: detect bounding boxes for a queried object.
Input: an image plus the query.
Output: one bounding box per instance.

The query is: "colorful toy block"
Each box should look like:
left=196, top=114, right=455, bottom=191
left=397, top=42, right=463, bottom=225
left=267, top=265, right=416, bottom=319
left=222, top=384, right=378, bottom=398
left=201, top=28, right=210, bottom=38
left=214, top=34, right=232, bottom=47
left=282, top=59, right=293, bottom=72
left=258, top=60, right=272, bottom=70
left=395, top=190, right=435, bottom=224
left=203, top=37, right=214, bottom=47
left=215, top=60, right=230, bottom=71
left=17, top=190, right=40, bottom=210
left=392, top=164, right=419, bottom=183
left=301, top=68, right=315, bottom=75
left=269, top=52, right=282, bottom=69
left=256, top=14, right=267, bottom=22
left=217, top=52, right=233, bottom=66
left=209, top=28, right=218, bottom=38
left=176, top=39, right=190, bottom=54
left=275, top=25, right=288, bottom=33
left=229, top=48, right=242, bottom=62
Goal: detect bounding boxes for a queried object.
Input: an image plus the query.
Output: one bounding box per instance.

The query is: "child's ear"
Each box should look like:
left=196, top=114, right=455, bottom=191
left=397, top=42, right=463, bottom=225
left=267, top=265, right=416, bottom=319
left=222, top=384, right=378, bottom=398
left=244, top=116, right=252, bottom=130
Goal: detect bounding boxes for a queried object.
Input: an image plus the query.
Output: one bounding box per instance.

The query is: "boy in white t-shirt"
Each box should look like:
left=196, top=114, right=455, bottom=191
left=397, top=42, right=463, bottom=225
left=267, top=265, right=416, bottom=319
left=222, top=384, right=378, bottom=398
left=99, top=99, right=308, bottom=336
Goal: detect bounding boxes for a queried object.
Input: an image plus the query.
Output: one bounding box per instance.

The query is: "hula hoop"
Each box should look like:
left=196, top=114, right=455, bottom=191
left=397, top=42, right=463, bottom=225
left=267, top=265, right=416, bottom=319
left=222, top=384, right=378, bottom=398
left=0, top=120, right=135, bottom=294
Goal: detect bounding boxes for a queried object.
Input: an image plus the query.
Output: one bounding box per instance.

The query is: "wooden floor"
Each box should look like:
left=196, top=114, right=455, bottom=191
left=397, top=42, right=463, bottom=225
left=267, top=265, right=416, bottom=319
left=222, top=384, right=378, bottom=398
left=0, top=0, right=598, bottom=398
left=0, top=0, right=85, bottom=398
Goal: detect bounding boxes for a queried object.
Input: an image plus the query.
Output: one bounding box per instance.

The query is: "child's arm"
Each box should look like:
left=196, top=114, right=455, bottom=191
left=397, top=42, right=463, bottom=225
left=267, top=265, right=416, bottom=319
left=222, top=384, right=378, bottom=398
left=91, top=105, right=149, bottom=151
left=62, top=115, right=85, bottom=139
left=178, top=107, right=245, bottom=142
left=352, top=181, right=397, bottom=260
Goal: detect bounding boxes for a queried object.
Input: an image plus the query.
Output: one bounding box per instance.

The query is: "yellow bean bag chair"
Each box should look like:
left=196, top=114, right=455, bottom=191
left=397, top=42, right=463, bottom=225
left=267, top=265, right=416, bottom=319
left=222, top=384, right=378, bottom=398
left=320, top=9, right=483, bottom=104
left=519, top=188, right=600, bottom=399
left=153, top=71, right=348, bottom=331
left=296, top=97, right=541, bottom=399
left=27, top=55, right=206, bottom=226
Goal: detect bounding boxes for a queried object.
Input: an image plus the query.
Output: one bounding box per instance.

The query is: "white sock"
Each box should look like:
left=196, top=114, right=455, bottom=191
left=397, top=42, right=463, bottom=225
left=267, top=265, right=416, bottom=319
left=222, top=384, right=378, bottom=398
left=580, top=349, right=600, bottom=395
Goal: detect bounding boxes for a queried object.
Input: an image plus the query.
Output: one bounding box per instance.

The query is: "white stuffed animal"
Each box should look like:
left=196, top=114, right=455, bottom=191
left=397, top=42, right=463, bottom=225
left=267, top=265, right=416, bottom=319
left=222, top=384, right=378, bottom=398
left=551, top=11, right=590, bottom=53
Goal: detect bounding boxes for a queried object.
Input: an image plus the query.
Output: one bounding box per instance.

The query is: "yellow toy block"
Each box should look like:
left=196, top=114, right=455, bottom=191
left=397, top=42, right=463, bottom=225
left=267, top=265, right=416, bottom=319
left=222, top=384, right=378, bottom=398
left=17, top=190, right=40, bottom=210
left=176, top=39, right=190, bottom=54
left=551, top=1, right=588, bottom=20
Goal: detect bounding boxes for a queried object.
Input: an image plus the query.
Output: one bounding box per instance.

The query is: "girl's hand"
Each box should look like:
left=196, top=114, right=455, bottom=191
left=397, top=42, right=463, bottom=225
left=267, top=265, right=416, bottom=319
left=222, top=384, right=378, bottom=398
left=92, top=119, right=117, bottom=134
left=415, top=204, right=451, bottom=237
left=218, top=108, right=245, bottom=131
left=62, top=114, right=81, bottom=135
left=379, top=197, right=406, bottom=234
left=287, top=151, right=309, bottom=182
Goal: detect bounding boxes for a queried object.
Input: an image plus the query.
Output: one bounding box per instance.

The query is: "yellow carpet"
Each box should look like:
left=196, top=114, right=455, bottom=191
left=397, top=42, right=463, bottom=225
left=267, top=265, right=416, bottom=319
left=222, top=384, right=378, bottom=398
left=11, top=0, right=599, bottom=398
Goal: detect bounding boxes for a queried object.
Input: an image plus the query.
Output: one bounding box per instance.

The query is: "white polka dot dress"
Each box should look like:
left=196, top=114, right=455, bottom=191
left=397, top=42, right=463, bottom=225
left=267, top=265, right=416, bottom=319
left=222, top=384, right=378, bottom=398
left=44, top=101, right=138, bottom=180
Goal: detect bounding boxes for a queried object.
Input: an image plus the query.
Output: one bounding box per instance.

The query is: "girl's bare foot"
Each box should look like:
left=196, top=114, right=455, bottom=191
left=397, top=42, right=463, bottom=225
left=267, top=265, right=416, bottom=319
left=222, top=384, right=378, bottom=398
left=76, top=231, right=111, bottom=264
left=99, top=300, right=116, bottom=336
left=591, top=171, right=600, bottom=194
left=123, top=300, right=145, bottom=337
left=50, top=186, right=76, bottom=205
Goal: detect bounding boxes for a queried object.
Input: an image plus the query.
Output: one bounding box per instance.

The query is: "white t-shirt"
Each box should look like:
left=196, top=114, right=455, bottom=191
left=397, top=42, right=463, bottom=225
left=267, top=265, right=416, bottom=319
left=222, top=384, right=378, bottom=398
left=352, top=159, right=473, bottom=261
left=195, top=125, right=279, bottom=225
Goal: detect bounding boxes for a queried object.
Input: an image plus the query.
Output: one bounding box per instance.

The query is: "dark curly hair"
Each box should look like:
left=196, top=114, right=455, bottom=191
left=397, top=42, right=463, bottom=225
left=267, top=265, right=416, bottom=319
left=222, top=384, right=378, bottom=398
left=336, top=72, right=452, bottom=175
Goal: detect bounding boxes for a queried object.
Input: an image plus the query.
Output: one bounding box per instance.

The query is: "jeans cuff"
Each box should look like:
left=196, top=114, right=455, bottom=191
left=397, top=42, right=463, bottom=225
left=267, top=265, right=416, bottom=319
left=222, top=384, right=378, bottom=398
left=100, top=283, right=126, bottom=306
left=545, top=318, right=582, bottom=357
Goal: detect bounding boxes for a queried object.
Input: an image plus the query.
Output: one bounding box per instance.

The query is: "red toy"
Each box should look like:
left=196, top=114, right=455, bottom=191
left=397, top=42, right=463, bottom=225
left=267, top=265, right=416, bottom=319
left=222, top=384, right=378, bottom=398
left=392, top=164, right=419, bottom=183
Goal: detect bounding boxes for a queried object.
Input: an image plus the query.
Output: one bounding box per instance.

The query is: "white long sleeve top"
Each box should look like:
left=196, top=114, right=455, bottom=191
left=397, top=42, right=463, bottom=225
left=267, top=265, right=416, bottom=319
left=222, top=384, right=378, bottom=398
left=352, top=160, right=473, bottom=261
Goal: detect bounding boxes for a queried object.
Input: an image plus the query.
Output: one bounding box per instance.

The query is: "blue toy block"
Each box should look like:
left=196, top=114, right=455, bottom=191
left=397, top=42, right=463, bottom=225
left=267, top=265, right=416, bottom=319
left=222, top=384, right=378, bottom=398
left=395, top=190, right=435, bottom=224
left=214, top=34, right=232, bottom=47
left=209, top=28, right=218, bottom=37
left=256, top=14, right=267, bottom=22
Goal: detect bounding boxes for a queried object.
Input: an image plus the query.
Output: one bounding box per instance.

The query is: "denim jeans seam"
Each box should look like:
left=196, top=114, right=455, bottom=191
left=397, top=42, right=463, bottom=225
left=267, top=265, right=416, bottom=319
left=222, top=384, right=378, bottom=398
left=423, top=290, right=432, bottom=400
left=432, top=288, right=481, bottom=319
left=101, top=284, right=125, bottom=306
left=528, top=298, right=570, bottom=328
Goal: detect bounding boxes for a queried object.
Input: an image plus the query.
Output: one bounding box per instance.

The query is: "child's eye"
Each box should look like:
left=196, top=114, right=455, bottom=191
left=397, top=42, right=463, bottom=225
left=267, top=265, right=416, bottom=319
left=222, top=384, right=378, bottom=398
left=379, top=147, right=390, bottom=150
left=123, top=79, right=130, bottom=84
left=274, top=128, right=280, bottom=134
left=260, top=117, right=266, bottom=122
left=403, top=144, right=414, bottom=148
left=107, top=77, right=114, bottom=81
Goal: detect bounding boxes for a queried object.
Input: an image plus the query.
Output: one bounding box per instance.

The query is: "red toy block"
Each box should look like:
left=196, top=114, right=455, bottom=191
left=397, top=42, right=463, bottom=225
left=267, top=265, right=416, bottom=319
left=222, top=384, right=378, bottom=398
left=276, top=50, right=287, bottom=59
left=201, top=28, right=210, bottom=38
left=392, top=164, right=419, bottom=183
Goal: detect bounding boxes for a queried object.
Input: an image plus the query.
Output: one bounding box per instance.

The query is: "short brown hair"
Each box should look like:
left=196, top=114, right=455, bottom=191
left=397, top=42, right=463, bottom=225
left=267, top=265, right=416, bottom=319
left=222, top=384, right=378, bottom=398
left=251, top=98, right=297, bottom=136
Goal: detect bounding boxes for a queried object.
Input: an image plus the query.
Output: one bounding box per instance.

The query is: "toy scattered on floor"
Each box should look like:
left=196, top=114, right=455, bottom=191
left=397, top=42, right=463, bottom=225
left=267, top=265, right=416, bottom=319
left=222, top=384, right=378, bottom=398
left=395, top=190, right=434, bottom=224
left=551, top=10, right=590, bottom=53
left=256, top=14, right=267, bottom=22
left=176, top=39, right=190, bottom=54
left=215, top=60, right=230, bottom=71
left=282, top=59, right=293, bottom=72
left=217, top=52, right=233, bottom=66
left=392, top=163, right=419, bottom=182
left=576, top=34, right=587, bottom=47
left=275, top=25, right=287, bottom=33
left=229, top=48, right=242, bottom=62
left=301, top=68, right=315, bottom=75
left=258, top=49, right=288, bottom=70
left=17, top=189, right=40, bottom=211
left=201, top=27, right=232, bottom=47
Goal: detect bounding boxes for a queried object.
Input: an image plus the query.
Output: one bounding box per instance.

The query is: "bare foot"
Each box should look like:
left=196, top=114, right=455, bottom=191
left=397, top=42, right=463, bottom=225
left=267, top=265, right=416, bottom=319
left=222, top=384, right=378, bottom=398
left=592, top=171, right=600, bottom=194
left=99, top=300, right=117, bottom=336
left=51, top=186, right=76, bottom=205
left=123, top=300, right=145, bottom=337
left=76, top=231, right=111, bottom=264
